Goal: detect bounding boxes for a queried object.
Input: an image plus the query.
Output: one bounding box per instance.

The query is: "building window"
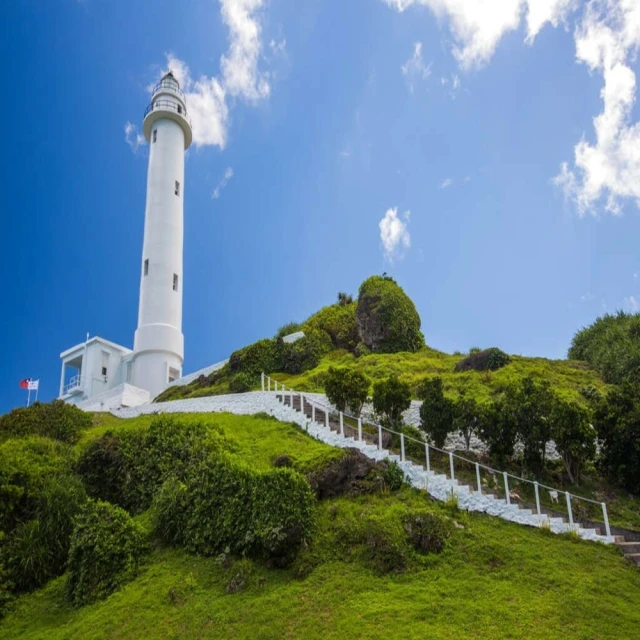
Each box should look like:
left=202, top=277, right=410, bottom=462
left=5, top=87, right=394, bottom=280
left=153, top=129, right=157, bottom=143
left=175, top=181, right=180, bottom=196
left=177, top=104, right=182, bottom=114
left=144, top=259, right=149, bottom=276
left=173, top=273, right=179, bottom=291
left=101, top=366, right=108, bottom=376
left=168, top=367, right=180, bottom=384
left=101, top=351, right=110, bottom=379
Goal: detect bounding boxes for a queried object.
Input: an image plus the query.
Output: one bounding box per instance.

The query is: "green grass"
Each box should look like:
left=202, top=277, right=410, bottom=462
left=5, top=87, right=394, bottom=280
left=2, top=487, right=639, bottom=640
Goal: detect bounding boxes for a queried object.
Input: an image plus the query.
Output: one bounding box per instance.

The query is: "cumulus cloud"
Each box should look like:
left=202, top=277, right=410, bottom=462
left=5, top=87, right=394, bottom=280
left=379, top=207, right=411, bottom=262
left=124, top=121, right=145, bottom=153
left=401, top=42, right=432, bottom=92
left=212, top=167, right=234, bottom=199
left=440, top=177, right=454, bottom=189
left=385, top=0, right=640, bottom=216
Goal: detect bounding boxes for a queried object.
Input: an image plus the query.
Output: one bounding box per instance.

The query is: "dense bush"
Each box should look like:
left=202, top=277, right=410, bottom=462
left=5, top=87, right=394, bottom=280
left=304, top=302, right=359, bottom=351
left=275, top=322, right=302, bottom=338
left=402, top=512, right=451, bottom=554
left=452, top=393, right=481, bottom=451
left=356, top=276, right=425, bottom=353
left=550, top=400, right=595, bottom=485
left=358, top=515, right=407, bottom=575
left=229, top=372, right=256, bottom=393
left=77, top=417, right=217, bottom=514
left=454, top=348, right=511, bottom=373
left=418, top=378, right=454, bottom=449
left=66, top=500, right=148, bottom=606
left=372, top=375, right=412, bottom=429
left=478, top=400, right=518, bottom=468
left=399, top=424, right=426, bottom=460
left=279, top=328, right=332, bottom=374
left=593, top=383, right=640, bottom=493
left=228, top=339, right=282, bottom=378
left=152, top=454, right=315, bottom=566
left=0, top=400, right=92, bottom=444
left=569, top=311, right=640, bottom=384
left=324, top=367, right=369, bottom=416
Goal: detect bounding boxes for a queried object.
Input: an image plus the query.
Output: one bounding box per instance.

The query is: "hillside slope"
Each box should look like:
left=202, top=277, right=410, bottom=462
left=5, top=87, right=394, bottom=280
left=1, top=412, right=639, bottom=640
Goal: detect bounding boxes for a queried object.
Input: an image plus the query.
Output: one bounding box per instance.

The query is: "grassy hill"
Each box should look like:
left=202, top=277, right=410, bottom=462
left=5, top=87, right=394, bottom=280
left=1, top=411, right=639, bottom=640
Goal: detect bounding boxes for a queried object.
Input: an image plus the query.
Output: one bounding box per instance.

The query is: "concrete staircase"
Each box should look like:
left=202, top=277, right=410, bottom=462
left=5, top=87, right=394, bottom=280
left=276, top=392, right=638, bottom=556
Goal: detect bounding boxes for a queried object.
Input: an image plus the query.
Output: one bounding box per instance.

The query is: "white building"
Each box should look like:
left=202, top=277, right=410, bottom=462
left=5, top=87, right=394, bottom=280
left=58, top=71, right=193, bottom=410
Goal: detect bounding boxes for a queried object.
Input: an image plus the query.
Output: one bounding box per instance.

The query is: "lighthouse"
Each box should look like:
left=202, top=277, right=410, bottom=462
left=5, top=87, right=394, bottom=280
left=132, top=71, right=193, bottom=398
left=57, top=70, right=193, bottom=408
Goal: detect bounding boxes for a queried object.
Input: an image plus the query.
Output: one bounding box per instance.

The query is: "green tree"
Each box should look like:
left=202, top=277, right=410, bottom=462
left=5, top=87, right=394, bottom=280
left=324, top=367, right=369, bottom=417
left=478, top=399, right=518, bottom=468
left=550, top=399, right=595, bottom=485
left=453, top=393, right=481, bottom=451
left=593, top=382, right=640, bottom=493
left=418, top=378, right=454, bottom=449
left=373, top=376, right=411, bottom=430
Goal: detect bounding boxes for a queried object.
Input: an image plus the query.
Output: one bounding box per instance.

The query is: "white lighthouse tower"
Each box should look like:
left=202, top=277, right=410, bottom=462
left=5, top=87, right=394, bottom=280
left=132, top=71, right=192, bottom=398
left=57, top=70, right=194, bottom=409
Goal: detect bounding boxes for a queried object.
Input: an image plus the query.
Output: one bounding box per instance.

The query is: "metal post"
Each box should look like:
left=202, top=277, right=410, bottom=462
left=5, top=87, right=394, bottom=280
left=475, top=463, right=481, bottom=493
left=449, top=452, right=455, bottom=481
left=358, top=418, right=362, bottom=441
left=312, top=404, right=315, bottom=422
left=267, top=377, right=271, bottom=392
left=534, top=482, right=541, bottom=515
left=602, top=502, right=611, bottom=538
left=261, top=372, right=265, bottom=391
left=339, top=412, right=344, bottom=436
left=425, top=443, right=431, bottom=473
left=504, top=472, right=510, bottom=505
left=565, top=492, right=574, bottom=528
left=325, top=408, right=329, bottom=429
left=298, top=393, right=303, bottom=412
left=378, top=425, right=382, bottom=451
left=401, top=434, right=405, bottom=461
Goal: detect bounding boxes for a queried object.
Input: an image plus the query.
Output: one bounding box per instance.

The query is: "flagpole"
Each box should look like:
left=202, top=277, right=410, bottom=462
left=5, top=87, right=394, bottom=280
left=27, top=387, right=31, bottom=408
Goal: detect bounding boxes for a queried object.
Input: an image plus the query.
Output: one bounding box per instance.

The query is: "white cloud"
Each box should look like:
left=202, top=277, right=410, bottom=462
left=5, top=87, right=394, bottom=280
left=270, top=38, right=287, bottom=55
left=624, top=295, right=640, bottom=311
left=401, top=42, right=432, bottom=92
left=212, top=167, right=234, bottom=199
left=580, top=291, right=595, bottom=302
left=379, top=207, right=411, bottom=261
left=440, top=72, right=462, bottom=98
left=440, top=177, right=454, bottom=188
left=554, top=1, right=640, bottom=216
left=124, top=121, right=145, bottom=153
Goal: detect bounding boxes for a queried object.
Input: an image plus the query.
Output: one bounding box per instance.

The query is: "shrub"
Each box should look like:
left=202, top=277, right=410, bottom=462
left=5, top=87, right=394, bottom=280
left=418, top=378, right=454, bottom=449
left=152, top=455, right=315, bottom=566
left=354, top=342, right=371, bottom=358
left=279, top=328, right=332, bottom=374
left=356, top=276, right=425, bottom=353
left=77, top=418, right=217, bottom=514
left=360, top=516, right=407, bottom=575
left=569, top=311, right=640, bottom=384
left=229, top=372, right=256, bottom=393
left=276, top=322, right=301, bottom=338
left=593, top=382, right=640, bottom=493
left=400, top=424, right=426, bottom=460
left=454, top=348, right=511, bottom=373
left=66, top=500, right=148, bottom=606
left=478, top=401, right=518, bottom=468
left=324, top=367, right=369, bottom=416
left=372, top=375, right=412, bottom=429
left=229, top=339, right=282, bottom=377
left=403, top=512, right=451, bottom=554
left=0, top=400, right=91, bottom=444
left=337, top=292, right=354, bottom=306
left=550, top=400, right=595, bottom=485
left=304, top=303, right=359, bottom=351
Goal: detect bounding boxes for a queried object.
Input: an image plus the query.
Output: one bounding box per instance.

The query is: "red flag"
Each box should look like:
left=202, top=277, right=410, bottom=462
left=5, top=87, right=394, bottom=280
left=19, top=378, right=30, bottom=389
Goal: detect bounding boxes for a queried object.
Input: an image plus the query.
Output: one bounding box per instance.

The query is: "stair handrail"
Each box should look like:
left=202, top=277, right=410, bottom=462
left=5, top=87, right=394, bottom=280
left=262, top=373, right=613, bottom=539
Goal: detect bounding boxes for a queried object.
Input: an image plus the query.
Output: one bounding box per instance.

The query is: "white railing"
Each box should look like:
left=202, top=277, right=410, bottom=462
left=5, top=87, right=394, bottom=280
left=261, top=373, right=612, bottom=538
left=63, top=374, right=82, bottom=395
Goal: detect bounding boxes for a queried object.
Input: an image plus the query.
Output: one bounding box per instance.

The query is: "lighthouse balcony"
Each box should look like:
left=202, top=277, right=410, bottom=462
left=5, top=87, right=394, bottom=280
left=144, top=100, right=192, bottom=128
left=150, top=77, right=185, bottom=100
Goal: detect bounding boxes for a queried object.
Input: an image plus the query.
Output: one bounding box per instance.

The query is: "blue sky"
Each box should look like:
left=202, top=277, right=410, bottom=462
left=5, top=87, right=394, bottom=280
left=2, top=0, right=640, bottom=412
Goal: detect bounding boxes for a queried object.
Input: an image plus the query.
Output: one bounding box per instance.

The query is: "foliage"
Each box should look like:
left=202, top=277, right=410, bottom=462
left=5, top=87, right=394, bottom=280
left=323, top=367, right=369, bottom=416
left=402, top=511, right=452, bottom=554
left=550, top=400, right=596, bottom=485
left=372, top=375, right=411, bottom=429
left=358, top=515, right=407, bottom=575
left=279, top=328, right=333, bottom=374
left=418, top=377, right=454, bottom=449
left=76, top=417, right=217, bottom=514
left=399, top=424, right=426, bottom=460
left=275, top=322, right=301, bottom=338
left=356, top=275, right=425, bottom=353
left=569, top=311, right=640, bottom=384
left=452, top=393, right=481, bottom=451
left=152, top=455, right=315, bottom=565
left=0, top=400, right=92, bottom=445
left=479, top=400, right=519, bottom=468
left=454, top=347, right=511, bottom=373
left=303, top=302, right=359, bottom=351
left=593, top=382, right=640, bottom=493
left=337, top=292, right=354, bottom=306
left=66, top=500, right=148, bottom=606
left=229, top=339, right=282, bottom=378
left=229, top=372, right=256, bottom=393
